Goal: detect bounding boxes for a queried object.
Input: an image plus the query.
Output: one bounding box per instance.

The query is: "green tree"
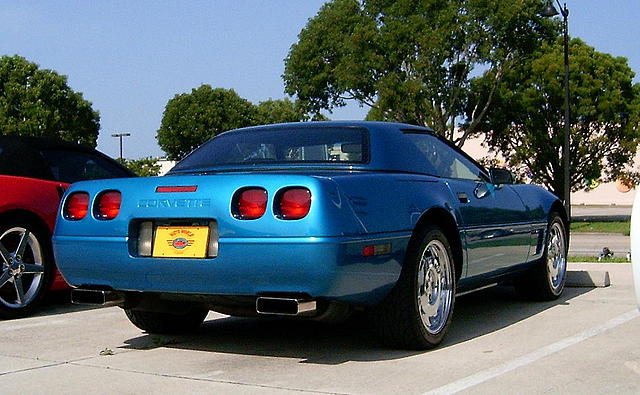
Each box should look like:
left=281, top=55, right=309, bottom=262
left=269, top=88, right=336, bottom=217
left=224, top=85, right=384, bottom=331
left=283, top=0, right=556, bottom=146
left=255, top=98, right=328, bottom=125
left=157, top=87, right=327, bottom=160
left=0, top=55, right=100, bottom=146
left=157, top=85, right=256, bottom=160
left=118, top=156, right=162, bottom=177
left=472, top=38, right=640, bottom=197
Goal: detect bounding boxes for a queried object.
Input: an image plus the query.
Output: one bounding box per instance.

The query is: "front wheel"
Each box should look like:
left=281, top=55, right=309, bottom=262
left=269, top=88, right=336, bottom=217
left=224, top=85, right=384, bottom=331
left=0, top=221, right=52, bottom=319
left=371, top=225, right=456, bottom=349
left=515, top=212, right=568, bottom=300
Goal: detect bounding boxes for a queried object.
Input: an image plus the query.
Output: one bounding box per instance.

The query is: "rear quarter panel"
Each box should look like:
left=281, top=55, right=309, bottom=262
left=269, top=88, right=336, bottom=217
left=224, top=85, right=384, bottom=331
left=0, top=175, right=66, bottom=232
left=1, top=175, right=69, bottom=290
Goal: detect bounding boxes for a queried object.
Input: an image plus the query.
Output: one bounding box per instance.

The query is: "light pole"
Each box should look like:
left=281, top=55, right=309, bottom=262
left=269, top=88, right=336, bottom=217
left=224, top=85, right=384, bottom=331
left=111, top=133, right=131, bottom=160
left=542, top=0, right=571, bottom=219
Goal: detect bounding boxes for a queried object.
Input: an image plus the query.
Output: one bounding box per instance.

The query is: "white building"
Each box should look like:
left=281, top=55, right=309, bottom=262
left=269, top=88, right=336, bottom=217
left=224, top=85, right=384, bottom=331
left=461, top=136, right=635, bottom=207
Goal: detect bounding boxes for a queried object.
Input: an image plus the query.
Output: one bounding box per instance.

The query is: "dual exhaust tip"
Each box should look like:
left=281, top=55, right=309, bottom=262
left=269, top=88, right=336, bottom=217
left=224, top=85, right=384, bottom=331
left=72, top=289, right=318, bottom=317
left=71, top=289, right=124, bottom=307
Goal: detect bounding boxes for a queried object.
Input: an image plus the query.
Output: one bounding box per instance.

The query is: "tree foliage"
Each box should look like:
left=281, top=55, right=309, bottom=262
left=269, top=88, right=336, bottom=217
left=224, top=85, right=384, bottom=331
left=157, top=86, right=256, bottom=160
left=472, top=38, right=640, bottom=196
left=283, top=0, right=557, bottom=146
left=255, top=98, right=328, bottom=125
left=0, top=55, right=100, bottom=146
left=118, top=156, right=162, bottom=177
left=157, top=86, right=324, bottom=160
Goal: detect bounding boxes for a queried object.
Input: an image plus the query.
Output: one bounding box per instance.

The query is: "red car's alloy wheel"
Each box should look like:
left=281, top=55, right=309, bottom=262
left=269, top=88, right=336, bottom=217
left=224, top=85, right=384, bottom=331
left=0, top=225, right=48, bottom=316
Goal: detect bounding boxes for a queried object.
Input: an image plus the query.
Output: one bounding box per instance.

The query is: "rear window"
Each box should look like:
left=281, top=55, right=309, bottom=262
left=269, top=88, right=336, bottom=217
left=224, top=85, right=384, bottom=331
left=40, top=149, right=132, bottom=183
left=173, top=127, right=369, bottom=170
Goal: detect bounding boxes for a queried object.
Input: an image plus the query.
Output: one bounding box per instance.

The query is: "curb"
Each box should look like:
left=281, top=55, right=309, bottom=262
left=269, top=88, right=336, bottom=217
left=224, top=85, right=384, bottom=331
left=566, top=270, right=611, bottom=287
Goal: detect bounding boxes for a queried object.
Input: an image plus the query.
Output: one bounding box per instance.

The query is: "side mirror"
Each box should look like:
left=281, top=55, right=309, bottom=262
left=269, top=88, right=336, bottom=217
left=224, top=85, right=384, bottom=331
left=489, top=167, right=515, bottom=185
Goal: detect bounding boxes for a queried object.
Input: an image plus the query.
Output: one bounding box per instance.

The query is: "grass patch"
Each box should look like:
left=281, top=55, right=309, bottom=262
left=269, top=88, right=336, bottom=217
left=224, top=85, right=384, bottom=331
left=570, top=221, right=630, bottom=235
left=568, top=255, right=629, bottom=263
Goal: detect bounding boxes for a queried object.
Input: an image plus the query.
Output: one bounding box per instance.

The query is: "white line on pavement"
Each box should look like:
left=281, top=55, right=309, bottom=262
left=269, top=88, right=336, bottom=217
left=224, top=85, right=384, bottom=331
left=423, top=309, right=640, bottom=395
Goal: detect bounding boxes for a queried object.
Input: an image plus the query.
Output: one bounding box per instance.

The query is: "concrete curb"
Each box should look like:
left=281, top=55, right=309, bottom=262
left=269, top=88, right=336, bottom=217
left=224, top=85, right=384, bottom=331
left=566, top=270, right=611, bottom=287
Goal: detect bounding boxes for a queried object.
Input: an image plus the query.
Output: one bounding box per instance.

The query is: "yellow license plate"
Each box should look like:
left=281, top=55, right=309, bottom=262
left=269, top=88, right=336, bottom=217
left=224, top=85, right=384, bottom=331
left=152, top=226, right=210, bottom=258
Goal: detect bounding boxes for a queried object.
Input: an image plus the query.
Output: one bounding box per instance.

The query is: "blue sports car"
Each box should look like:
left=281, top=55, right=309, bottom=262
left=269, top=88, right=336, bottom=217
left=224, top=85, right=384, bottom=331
left=53, top=121, right=568, bottom=349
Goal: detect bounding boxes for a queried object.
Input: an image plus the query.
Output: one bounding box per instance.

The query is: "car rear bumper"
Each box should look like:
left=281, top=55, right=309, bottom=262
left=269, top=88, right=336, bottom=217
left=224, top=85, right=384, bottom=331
left=52, top=233, right=410, bottom=305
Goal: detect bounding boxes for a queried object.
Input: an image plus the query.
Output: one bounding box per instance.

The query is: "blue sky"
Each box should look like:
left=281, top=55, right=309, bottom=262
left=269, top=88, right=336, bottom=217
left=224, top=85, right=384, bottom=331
left=1, top=0, right=639, bottom=159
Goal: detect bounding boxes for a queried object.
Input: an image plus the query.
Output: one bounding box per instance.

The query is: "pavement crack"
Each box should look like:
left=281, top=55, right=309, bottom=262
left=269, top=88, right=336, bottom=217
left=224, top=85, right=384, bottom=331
left=66, top=361, right=349, bottom=394
left=0, top=361, right=65, bottom=377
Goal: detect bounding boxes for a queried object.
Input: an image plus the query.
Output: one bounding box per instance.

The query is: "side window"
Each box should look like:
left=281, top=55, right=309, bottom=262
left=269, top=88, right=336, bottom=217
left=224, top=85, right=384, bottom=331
left=405, top=134, right=484, bottom=181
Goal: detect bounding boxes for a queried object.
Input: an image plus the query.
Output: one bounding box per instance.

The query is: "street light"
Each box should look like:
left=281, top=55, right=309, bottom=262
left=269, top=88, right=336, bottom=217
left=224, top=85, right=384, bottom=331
left=111, top=133, right=131, bottom=160
left=542, top=0, right=571, bottom=219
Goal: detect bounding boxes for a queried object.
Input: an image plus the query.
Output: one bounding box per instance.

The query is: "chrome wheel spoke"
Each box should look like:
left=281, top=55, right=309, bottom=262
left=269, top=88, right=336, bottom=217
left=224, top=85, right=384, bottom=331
left=423, top=290, right=440, bottom=318
left=15, top=230, right=30, bottom=260
left=22, top=264, right=44, bottom=274
left=0, top=242, right=11, bottom=266
left=0, top=269, right=11, bottom=287
left=14, top=277, right=25, bottom=305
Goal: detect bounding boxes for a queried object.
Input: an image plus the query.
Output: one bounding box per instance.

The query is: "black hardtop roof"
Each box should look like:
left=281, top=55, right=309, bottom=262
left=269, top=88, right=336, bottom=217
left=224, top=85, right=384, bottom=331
left=0, top=135, right=98, bottom=153
left=0, top=135, right=134, bottom=181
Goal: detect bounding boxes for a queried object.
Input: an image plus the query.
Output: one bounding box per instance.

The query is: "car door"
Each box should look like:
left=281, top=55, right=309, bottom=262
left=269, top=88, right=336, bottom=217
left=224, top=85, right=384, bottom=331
left=404, top=133, right=531, bottom=277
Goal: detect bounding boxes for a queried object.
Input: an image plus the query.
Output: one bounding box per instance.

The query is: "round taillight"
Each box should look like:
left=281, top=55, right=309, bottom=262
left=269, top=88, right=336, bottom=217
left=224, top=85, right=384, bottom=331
left=64, top=192, right=90, bottom=220
left=235, top=188, right=267, bottom=220
left=96, top=191, right=122, bottom=220
left=278, top=188, right=311, bottom=220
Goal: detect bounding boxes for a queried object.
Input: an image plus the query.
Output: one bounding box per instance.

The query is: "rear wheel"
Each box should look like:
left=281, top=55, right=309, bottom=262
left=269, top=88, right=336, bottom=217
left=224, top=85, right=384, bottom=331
left=124, top=308, right=209, bottom=334
left=371, top=225, right=456, bottom=349
left=0, top=221, right=52, bottom=319
left=515, top=212, right=567, bottom=300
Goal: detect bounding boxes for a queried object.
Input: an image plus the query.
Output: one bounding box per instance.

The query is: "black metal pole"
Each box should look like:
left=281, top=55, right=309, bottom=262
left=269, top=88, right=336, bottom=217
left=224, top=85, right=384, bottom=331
left=559, top=1, right=571, bottom=220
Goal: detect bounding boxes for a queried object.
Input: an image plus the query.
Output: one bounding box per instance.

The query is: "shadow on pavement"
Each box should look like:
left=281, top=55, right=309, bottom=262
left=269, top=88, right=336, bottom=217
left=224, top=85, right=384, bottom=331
left=0, top=290, right=103, bottom=321
left=121, top=285, right=593, bottom=365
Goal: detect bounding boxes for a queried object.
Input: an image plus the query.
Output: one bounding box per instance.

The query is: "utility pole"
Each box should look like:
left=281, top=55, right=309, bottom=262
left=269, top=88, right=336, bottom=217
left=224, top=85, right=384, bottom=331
left=111, top=133, right=131, bottom=160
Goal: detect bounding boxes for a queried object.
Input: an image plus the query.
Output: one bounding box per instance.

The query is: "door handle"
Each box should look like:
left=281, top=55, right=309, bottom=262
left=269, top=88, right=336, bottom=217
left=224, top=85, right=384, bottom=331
left=457, top=192, right=469, bottom=203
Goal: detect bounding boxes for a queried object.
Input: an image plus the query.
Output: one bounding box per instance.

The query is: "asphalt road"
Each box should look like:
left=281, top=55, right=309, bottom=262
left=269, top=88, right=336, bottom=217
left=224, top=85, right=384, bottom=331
left=1, top=263, right=639, bottom=394
left=571, top=205, right=632, bottom=218
left=569, top=232, right=630, bottom=257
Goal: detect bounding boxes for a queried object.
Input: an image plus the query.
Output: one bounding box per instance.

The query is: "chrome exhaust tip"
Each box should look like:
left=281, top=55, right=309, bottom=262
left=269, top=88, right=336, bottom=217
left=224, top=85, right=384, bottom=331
left=71, top=289, right=125, bottom=306
left=255, top=297, right=317, bottom=316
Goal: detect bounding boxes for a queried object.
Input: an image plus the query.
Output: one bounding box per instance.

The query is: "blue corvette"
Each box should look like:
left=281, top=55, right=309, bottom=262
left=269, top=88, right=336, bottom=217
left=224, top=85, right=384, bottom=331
left=53, top=121, right=568, bottom=349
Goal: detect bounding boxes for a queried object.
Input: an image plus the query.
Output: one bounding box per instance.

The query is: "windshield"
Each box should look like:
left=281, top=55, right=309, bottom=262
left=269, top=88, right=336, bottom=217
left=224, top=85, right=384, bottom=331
left=172, top=126, right=369, bottom=171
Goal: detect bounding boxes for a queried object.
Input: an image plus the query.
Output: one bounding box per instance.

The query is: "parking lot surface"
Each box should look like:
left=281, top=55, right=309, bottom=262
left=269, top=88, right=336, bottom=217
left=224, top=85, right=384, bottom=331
left=1, top=263, right=639, bottom=394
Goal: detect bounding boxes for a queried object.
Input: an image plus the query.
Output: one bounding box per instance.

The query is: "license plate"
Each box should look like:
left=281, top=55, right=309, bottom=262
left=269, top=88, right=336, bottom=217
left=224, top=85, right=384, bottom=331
left=152, top=226, right=210, bottom=258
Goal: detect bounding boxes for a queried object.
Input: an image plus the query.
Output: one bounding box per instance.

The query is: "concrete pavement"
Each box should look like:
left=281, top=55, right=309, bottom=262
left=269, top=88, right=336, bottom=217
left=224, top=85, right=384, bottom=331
left=0, top=263, right=638, bottom=394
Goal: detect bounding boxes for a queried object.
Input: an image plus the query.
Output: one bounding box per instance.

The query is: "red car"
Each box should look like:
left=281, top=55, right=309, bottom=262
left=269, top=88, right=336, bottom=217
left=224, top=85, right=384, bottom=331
left=0, top=136, right=134, bottom=318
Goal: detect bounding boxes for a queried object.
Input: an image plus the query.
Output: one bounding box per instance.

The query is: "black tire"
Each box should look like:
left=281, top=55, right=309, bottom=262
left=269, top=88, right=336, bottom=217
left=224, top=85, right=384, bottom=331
left=124, top=308, right=209, bottom=334
left=370, top=225, right=456, bottom=349
left=0, top=220, right=54, bottom=319
left=515, top=212, right=568, bottom=301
